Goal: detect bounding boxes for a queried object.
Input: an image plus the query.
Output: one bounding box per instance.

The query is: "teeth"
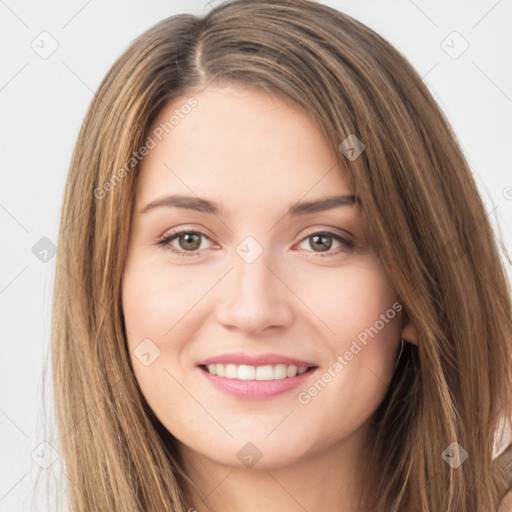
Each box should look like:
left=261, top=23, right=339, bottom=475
left=238, top=364, right=255, bottom=380
left=225, top=363, right=238, bottom=379
left=216, top=363, right=225, bottom=377
left=204, top=363, right=311, bottom=380
left=287, top=365, right=298, bottom=377
left=255, top=365, right=274, bottom=380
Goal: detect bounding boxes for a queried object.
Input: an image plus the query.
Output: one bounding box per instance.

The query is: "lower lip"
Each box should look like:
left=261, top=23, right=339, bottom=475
left=198, top=366, right=318, bottom=399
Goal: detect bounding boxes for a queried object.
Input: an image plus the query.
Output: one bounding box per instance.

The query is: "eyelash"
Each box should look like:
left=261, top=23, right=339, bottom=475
left=156, top=229, right=355, bottom=258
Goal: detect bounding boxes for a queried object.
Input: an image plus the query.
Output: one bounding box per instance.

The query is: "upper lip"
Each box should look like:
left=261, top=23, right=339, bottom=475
left=197, top=352, right=317, bottom=368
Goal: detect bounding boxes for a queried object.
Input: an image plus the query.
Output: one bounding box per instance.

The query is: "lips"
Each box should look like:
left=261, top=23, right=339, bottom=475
left=197, top=352, right=317, bottom=368
left=196, top=352, right=319, bottom=399
left=199, top=364, right=318, bottom=399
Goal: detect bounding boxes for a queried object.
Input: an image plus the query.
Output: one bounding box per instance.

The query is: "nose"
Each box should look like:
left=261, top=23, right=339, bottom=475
left=215, top=248, right=295, bottom=335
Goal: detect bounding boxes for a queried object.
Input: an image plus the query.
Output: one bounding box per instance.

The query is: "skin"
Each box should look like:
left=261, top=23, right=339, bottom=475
left=122, top=82, right=417, bottom=512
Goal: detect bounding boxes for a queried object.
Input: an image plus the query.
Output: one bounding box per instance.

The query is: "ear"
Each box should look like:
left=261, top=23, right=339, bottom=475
left=401, top=313, right=418, bottom=346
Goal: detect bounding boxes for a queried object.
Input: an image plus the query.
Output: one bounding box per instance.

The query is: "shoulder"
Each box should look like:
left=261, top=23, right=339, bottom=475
left=494, top=416, right=512, bottom=511
left=498, top=490, right=512, bottom=512
left=493, top=416, right=512, bottom=460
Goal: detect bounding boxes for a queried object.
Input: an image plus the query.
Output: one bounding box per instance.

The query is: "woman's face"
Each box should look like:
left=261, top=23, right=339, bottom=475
left=122, top=82, right=404, bottom=470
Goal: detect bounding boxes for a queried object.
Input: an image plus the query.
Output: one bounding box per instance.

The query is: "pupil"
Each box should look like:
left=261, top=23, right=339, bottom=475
left=310, top=234, right=331, bottom=252
left=180, top=233, right=201, bottom=250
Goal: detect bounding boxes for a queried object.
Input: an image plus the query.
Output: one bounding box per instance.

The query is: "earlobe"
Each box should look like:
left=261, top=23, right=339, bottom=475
left=401, top=321, right=418, bottom=346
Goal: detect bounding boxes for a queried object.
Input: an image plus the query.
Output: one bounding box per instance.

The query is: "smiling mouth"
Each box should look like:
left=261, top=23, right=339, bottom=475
left=199, top=363, right=318, bottom=380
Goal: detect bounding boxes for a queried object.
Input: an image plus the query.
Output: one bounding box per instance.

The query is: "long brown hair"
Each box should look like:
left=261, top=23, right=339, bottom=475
left=48, top=0, right=512, bottom=510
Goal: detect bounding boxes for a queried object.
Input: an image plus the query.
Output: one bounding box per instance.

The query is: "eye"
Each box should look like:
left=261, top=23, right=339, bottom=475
left=295, top=231, right=355, bottom=257
left=156, top=229, right=214, bottom=257
left=156, top=228, right=355, bottom=258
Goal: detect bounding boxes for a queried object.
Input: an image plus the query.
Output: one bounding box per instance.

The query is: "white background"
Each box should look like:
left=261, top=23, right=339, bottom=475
left=1, top=0, right=511, bottom=510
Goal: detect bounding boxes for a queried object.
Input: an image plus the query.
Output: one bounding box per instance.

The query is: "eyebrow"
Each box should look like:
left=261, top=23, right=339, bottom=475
left=141, top=194, right=358, bottom=216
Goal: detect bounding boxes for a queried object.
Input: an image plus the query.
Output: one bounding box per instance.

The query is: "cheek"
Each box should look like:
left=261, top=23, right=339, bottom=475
left=121, top=256, right=199, bottom=429
left=122, top=253, right=203, bottom=342
left=121, top=254, right=183, bottom=387
left=122, top=269, right=172, bottom=339
left=290, top=257, right=400, bottom=345
left=121, top=252, right=220, bottom=406
left=290, top=261, right=401, bottom=421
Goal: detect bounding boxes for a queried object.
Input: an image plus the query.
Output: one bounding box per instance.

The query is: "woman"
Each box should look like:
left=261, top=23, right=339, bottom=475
left=51, top=0, right=512, bottom=510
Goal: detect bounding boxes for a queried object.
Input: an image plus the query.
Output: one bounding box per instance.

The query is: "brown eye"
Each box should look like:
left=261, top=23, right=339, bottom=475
left=157, top=230, right=213, bottom=256
left=308, top=233, right=333, bottom=252
left=297, top=231, right=355, bottom=257
left=177, top=233, right=202, bottom=251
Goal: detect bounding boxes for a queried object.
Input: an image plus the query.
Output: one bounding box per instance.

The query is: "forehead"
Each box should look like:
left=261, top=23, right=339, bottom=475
left=136, top=83, right=353, bottom=212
